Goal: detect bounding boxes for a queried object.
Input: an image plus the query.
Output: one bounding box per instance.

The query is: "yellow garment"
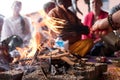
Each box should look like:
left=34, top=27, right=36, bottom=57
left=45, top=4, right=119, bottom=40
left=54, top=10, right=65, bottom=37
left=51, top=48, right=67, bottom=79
left=69, top=39, right=93, bottom=57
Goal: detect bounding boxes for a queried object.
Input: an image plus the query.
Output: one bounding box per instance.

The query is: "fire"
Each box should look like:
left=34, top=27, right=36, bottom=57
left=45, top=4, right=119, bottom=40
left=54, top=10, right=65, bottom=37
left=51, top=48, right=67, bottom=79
left=39, top=10, right=67, bottom=34
left=15, top=10, right=67, bottom=63
left=16, top=21, right=42, bottom=60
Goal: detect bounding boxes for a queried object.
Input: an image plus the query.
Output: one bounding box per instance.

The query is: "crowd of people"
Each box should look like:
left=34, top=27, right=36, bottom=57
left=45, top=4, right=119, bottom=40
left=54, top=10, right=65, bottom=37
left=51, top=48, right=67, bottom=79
left=0, top=0, right=120, bottom=68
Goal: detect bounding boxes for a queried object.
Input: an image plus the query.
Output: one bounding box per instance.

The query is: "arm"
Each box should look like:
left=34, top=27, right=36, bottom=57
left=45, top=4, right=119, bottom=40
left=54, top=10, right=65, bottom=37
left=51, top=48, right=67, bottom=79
left=92, top=10, right=120, bottom=36
left=112, top=10, right=120, bottom=27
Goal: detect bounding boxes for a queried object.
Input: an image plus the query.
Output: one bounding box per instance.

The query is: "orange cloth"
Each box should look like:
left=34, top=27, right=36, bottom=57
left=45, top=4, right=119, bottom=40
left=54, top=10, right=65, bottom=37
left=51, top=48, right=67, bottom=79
left=69, top=38, right=93, bottom=57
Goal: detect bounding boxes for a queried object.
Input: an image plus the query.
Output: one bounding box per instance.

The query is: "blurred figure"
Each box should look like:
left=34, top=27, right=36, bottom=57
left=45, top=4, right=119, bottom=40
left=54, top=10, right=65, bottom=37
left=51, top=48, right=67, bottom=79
left=0, top=1, right=33, bottom=62
left=37, top=1, right=56, bottom=44
left=82, top=0, right=108, bottom=56
left=36, top=0, right=92, bottom=68
left=82, top=0, right=108, bottom=41
left=92, top=10, right=120, bottom=54
left=1, top=0, right=33, bottom=48
left=38, top=1, right=77, bottom=67
left=40, top=1, right=56, bottom=30
left=48, top=0, right=93, bottom=57
left=109, top=3, right=120, bottom=57
left=92, top=11, right=120, bottom=35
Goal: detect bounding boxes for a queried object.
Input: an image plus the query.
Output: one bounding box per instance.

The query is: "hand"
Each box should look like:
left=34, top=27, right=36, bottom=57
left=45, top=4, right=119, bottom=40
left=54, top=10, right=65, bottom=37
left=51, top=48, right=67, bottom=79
left=92, top=18, right=113, bottom=36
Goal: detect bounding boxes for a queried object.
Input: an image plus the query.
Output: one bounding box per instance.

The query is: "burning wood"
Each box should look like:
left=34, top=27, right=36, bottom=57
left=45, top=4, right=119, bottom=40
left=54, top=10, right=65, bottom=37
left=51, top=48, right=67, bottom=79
left=0, top=43, right=109, bottom=80
left=0, top=9, right=109, bottom=80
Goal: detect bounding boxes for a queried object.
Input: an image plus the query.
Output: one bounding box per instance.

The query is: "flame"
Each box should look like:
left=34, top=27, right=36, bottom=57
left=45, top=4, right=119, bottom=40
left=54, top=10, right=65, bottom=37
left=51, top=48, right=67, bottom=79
left=15, top=10, right=67, bottom=63
left=39, top=10, right=67, bottom=34
left=16, top=20, right=42, bottom=60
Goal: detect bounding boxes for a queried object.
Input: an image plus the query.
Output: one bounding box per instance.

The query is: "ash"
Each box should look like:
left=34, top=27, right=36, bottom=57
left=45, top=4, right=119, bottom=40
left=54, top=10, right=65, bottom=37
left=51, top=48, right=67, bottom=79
left=0, top=48, right=108, bottom=80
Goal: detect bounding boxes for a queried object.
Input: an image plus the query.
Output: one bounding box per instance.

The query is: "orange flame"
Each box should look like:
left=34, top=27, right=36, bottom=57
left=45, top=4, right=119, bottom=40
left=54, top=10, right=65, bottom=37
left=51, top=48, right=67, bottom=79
left=39, top=10, right=67, bottom=34
left=16, top=10, right=67, bottom=62
left=16, top=20, right=42, bottom=60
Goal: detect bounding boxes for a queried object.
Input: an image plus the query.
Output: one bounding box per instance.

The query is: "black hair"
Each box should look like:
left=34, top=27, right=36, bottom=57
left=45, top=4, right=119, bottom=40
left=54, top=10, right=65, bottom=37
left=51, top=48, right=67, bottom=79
left=43, top=1, right=56, bottom=13
left=56, top=0, right=71, bottom=7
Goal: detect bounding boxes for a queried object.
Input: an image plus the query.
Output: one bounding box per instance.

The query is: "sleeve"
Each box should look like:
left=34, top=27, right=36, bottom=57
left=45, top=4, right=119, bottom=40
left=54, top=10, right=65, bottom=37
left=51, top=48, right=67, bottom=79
left=1, top=19, right=12, bottom=41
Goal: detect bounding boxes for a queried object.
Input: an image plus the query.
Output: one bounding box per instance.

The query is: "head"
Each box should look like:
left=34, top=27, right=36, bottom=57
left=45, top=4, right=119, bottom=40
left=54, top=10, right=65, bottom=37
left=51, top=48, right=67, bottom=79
left=11, top=0, right=22, bottom=14
left=90, top=0, right=102, bottom=12
left=43, top=1, right=56, bottom=14
left=56, top=0, right=71, bottom=8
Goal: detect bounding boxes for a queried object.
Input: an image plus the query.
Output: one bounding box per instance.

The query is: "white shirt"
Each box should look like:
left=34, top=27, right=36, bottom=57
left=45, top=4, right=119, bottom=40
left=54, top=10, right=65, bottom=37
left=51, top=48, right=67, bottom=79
left=1, top=16, right=33, bottom=47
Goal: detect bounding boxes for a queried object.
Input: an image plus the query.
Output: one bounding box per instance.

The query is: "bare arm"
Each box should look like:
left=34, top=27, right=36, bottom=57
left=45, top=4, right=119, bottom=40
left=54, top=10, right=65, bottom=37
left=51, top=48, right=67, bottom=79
left=92, top=10, right=120, bottom=36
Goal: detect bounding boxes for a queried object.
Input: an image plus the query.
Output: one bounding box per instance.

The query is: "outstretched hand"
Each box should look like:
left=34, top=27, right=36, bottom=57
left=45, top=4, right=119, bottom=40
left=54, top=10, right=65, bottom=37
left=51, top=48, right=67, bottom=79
left=91, top=18, right=113, bottom=36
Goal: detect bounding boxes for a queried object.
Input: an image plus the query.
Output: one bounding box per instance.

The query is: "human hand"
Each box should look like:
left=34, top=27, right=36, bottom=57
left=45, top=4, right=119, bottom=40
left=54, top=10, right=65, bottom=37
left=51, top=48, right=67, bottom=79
left=91, top=18, right=113, bottom=36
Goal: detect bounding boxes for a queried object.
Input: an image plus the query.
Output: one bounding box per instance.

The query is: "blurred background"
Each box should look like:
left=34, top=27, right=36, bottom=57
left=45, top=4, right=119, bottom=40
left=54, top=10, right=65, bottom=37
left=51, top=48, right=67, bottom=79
left=0, top=0, right=120, bottom=21
left=0, top=0, right=50, bottom=17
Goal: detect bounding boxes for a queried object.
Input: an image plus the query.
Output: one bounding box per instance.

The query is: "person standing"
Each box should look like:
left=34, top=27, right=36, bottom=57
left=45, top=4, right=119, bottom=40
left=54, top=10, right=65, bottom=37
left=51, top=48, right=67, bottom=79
left=1, top=0, right=33, bottom=48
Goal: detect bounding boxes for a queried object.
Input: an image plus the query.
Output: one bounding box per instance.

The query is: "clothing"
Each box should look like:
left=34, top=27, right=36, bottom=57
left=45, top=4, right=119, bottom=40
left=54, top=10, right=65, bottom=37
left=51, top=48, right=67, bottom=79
left=82, top=10, right=108, bottom=40
left=82, top=10, right=108, bottom=56
left=69, top=38, right=93, bottom=57
left=48, top=5, right=93, bottom=57
left=1, top=16, right=33, bottom=47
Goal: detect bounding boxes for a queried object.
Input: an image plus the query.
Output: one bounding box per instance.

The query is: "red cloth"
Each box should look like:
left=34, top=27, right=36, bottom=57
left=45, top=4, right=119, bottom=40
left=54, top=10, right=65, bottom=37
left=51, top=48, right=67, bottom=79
left=82, top=10, right=108, bottom=40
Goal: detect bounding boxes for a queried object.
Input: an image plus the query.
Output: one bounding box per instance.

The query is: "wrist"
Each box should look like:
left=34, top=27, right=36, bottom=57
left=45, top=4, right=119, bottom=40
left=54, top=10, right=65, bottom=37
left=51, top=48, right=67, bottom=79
left=107, top=14, right=119, bottom=30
